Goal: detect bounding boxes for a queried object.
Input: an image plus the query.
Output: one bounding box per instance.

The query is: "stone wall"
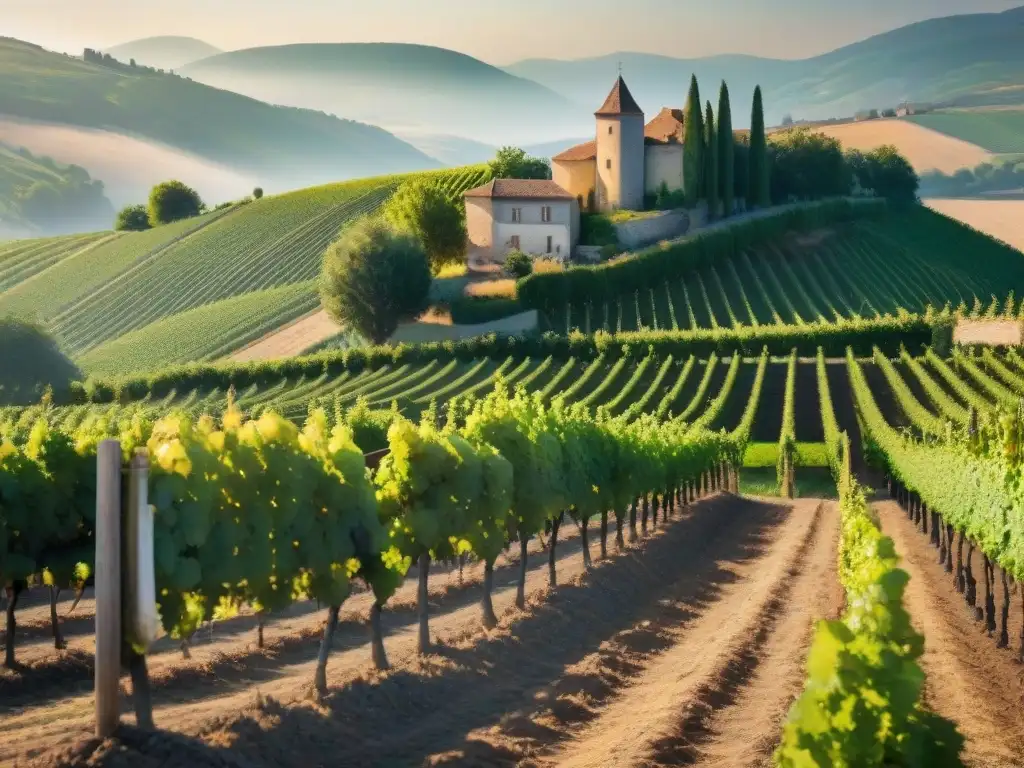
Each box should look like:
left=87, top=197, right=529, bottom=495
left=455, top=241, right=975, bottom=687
left=614, top=209, right=690, bottom=250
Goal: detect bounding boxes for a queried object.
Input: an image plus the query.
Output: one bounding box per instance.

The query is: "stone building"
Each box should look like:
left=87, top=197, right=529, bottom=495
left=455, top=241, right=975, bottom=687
left=552, top=76, right=687, bottom=212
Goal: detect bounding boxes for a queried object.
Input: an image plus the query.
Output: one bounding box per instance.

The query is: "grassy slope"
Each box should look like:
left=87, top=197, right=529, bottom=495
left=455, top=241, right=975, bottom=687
left=0, top=165, right=492, bottom=375
left=0, top=208, right=231, bottom=322
left=77, top=281, right=318, bottom=377
left=0, top=38, right=438, bottom=184
left=909, top=109, right=1024, bottom=154
left=48, top=166, right=491, bottom=358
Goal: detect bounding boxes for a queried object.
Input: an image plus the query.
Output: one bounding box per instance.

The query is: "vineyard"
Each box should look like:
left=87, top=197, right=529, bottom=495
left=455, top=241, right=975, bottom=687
left=544, top=206, right=1024, bottom=334
left=0, top=164, right=493, bottom=371
left=7, top=341, right=1024, bottom=764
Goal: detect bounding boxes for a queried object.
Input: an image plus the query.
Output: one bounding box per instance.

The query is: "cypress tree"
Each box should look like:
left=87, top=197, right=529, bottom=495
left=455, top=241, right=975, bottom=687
left=704, top=100, right=718, bottom=219
left=717, top=81, right=734, bottom=217
left=748, top=85, right=770, bottom=207
left=683, top=75, right=704, bottom=205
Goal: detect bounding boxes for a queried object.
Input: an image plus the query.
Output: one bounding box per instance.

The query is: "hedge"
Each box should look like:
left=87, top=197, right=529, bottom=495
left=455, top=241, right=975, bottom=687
left=72, top=310, right=941, bottom=405
left=516, top=198, right=888, bottom=314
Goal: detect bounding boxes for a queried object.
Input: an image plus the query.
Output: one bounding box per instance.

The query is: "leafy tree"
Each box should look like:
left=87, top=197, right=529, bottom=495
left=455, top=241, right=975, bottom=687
left=848, top=145, right=919, bottom=203
left=748, top=86, right=770, bottom=208
left=704, top=101, right=718, bottom=219
left=147, top=180, right=204, bottom=226
left=319, top=218, right=432, bottom=344
left=0, top=318, right=81, bottom=405
left=768, top=128, right=848, bottom=202
left=15, top=177, right=114, bottom=234
left=504, top=250, right=533, bottom=279
left=717, top=81, right=735, bottom=218
left=114, top=203, right=151, bottom=231
left=383, top=180, right=467, bottom=273
left=683, top=75, right=704, bottom=205
left=781, top=114, right=794, bottom=126
left=488, top=147, right=550, bottom=180
left=253, top=187, right=264, bottom=200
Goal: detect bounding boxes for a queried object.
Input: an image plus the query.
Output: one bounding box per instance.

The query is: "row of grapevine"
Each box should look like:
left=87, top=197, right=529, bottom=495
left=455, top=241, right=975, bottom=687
left=0, top=385, right=740, bottom=692
left=777, top=350, right=797, bottom=495
left=776, top=425, right=964, bottom=764
left=847, top=350, right=1024, bottom=655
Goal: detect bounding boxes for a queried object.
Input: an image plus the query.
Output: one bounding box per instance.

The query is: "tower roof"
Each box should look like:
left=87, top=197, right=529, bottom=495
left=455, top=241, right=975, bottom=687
left=595, top=76, right=644, bottom=117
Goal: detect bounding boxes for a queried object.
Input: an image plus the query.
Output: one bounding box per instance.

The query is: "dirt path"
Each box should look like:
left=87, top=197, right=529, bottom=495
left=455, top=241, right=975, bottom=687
left=229, top=309, right=338, bottom=361
left=543, top=499, right=838, bottom=768
left=14, top=495, right=836, bottom=768
left=874, top=498, right=1024, bottom=768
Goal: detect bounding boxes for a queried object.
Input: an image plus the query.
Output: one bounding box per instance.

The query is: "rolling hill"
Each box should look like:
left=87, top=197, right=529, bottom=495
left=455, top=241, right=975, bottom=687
left=0, top=37, right=439, bottom=196
left=0, top=164, right=494, bottom=376
left=178, top=43, right=589, bottom=146
left=102, top=36, right=223, bottom=70
left=505, top=5, right=1024, bottom=124
left=0, top=143, right=115, bottom=235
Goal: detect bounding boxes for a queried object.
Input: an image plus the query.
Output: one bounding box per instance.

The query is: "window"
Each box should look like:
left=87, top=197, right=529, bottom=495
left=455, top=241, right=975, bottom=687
left=546, top=236, right=553, bottom=253
left=606, top=159, right=612, bottom=169
left=510, top=235, right=520, bottom=249
left=608, top=125, right=613, bottom=135
left=511, top=207, right=521, bottom=222
left=541, top=205, right=551, bottom=222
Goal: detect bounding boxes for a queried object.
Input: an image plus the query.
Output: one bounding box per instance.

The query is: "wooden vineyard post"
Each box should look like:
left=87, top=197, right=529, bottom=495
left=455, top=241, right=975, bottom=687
left=124, top=450, right=158, bottom=729
left=95, top=440, right=122, bottom=739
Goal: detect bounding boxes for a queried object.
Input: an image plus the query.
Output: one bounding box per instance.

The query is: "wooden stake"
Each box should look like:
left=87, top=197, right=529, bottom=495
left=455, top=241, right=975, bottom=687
left=95, top=440, right=122, bottom=739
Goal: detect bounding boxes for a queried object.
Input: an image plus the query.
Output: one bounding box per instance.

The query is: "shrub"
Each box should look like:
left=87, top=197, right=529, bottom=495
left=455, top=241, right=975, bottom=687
left=449, top=296, right=524, bottom=324
left=148, top=180, right=204, bottom=226
left=579, top=213, right=618, bottom=247
left=253, top=187, right=264, bottom=200
left=504, top=250, right=533, bottom=279
left=0, top=317, right=81, bottom=405
left=319, top=218, right=432, bottom=344
left=114, top=203, right=151, bottom=231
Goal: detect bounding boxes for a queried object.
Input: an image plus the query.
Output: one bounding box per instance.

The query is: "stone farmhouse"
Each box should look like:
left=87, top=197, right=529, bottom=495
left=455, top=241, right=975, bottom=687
left=463, top=75, right=688, bottom=262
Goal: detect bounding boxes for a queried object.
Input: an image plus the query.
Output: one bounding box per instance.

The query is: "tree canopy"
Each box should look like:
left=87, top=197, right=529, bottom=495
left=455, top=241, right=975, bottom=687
left=847, top=145, right=919, bottom=203
left=704, top=100, right=718, bottom=219
left=114, top=203, right=152, bottom=231
left=382, top=180, right=467, bottom=273
left=768, top=129, right=848, bottom=202
left=319, top=218, right=432, bottom=344
left=748, top=86, right=770, bottom=208
left=717, top=81, right=735, bottom=218
left=683, top=75, right=704, bottom=206
left=148, top=180, right=204, bottom=226
left=0, top=318, right=81, bottom=405
left=488, top=147, right=551, bottom=180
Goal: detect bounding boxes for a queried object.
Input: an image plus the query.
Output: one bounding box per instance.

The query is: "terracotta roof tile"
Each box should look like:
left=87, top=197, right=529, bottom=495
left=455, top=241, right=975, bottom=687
left=595, top=76, right=643, bottom=117
left=644, top=107, right=686, bottom=144
left=463, top=179, right=574, bottom=200
left=551, top=140, right=597, bottom=162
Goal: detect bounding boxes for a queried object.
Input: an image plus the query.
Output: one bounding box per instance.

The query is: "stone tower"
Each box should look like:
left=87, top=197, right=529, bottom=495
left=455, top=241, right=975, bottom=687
left=594, top=76, right=645, bottom=212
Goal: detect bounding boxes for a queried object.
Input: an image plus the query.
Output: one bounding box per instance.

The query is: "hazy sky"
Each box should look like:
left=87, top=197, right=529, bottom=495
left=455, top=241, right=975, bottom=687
left=5, top=0, right=1021, bottom=64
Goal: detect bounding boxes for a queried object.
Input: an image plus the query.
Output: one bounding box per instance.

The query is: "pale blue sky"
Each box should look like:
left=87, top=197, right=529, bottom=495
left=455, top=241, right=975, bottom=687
left=6, top=0, right=1021, bottom=64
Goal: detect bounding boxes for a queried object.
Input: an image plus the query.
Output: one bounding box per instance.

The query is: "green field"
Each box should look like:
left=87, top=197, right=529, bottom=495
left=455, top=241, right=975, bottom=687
left=909, top=109, right=1024, bottom=154
left=0, top=164, right=492, bottom=372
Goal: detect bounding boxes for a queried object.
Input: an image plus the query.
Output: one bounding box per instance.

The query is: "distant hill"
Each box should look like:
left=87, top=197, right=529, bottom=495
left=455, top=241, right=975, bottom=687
left=103, top=36, right=223, bottom=70
left=0, top=38, right=439, bottom=198
left=396, top=132, right=497, bottom=167
left=0, top=143, right=114, bottom=236
left=505, top=5, right=1024, bottom=124
left=178, top=43, right=590, bottom=146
